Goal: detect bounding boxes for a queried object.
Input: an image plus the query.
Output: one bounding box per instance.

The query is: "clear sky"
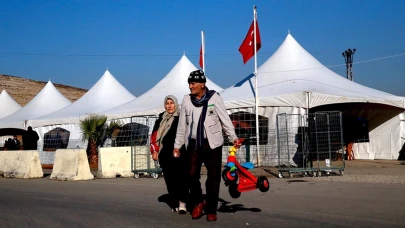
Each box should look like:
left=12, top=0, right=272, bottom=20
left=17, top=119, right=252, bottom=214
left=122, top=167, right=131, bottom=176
left=1, top=0, right=404, bottom=96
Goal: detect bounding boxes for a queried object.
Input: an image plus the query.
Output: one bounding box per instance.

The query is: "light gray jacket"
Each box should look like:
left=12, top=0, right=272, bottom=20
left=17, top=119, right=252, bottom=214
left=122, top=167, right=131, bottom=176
left=174, top=92, right=238, bottom=150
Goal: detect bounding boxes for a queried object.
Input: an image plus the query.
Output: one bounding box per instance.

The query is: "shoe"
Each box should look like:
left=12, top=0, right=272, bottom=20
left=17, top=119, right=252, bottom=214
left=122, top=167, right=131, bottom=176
left=191, top=201, right=206, bottom=219
left=206, top=214, right=217, bottom=222
left=171, top=207, right=178, bottom=212
left=178, top=202, right=186, bottom=214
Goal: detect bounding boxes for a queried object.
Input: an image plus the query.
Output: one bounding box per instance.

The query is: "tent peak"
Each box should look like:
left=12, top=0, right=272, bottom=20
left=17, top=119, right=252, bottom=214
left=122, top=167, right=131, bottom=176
left=180, top=54, right=190, bottom=62
left=288, top=29, right=290, bottom=35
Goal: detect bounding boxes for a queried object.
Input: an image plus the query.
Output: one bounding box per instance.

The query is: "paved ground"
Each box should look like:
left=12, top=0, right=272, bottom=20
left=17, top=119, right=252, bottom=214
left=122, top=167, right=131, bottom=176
left=0, top=160, right=404, bottom=228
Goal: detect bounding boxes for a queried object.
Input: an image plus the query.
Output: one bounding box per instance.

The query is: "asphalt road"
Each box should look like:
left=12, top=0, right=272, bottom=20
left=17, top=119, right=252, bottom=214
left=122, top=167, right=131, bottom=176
left=0, top=176, right=404, bottom=228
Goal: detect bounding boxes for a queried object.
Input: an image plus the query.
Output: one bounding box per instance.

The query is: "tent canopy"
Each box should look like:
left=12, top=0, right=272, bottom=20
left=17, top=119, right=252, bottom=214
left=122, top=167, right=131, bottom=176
left=103, top=55, right=224, bottom=118
left=310, top=102, right=404, bottom=131
left=221, top=34, right=404, bottom=110
left=0, top=90, right=21, bottom=119
left=29, top=70, right=136, bottom=127
left=0, top=81, right=72, bottom=129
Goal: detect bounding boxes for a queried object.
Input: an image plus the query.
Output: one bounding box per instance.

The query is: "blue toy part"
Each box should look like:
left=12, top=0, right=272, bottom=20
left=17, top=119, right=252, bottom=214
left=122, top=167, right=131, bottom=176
left=225, top=162, right=237, bottom=176
left=241, top=162, right=254, bottom=170
left=225, top=162, right=236, bottom=169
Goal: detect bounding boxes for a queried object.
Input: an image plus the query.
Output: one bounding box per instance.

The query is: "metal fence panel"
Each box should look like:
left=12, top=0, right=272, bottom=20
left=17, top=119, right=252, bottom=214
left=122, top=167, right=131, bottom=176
left=276, top=111, right=345, bottom=177
left=276, top=114, right=317, bottom=177
left=125, top=116, right=161, bottom=178
left=311, top=111, right=345, bottom=174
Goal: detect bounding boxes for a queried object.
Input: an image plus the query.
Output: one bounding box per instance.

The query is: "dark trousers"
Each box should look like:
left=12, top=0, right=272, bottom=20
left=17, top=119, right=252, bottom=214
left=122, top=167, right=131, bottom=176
left=160, top=149, right=189, bottom=208
left=188, top=139, right=223, bottom=214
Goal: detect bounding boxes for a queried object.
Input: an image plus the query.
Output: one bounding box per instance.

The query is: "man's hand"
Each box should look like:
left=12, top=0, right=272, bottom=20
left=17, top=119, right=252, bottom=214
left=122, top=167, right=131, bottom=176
left=152, top=152, right=159, bottom=161
left=173, top=148, right=180, bottom=158
left=234, top=138, right=243, bottom=149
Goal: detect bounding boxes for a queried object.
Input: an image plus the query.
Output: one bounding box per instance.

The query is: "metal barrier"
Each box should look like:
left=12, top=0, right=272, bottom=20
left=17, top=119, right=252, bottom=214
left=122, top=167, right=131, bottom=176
left=276, top=111, right=345, bottom=178
left=126, top=116, right=161, bottom=179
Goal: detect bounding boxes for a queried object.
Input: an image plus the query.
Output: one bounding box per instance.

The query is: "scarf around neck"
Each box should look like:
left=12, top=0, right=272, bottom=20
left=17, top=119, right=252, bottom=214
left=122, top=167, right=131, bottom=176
left=156, top=95, right=180, bottom=152
left=190, top=87, right=216, bottom=148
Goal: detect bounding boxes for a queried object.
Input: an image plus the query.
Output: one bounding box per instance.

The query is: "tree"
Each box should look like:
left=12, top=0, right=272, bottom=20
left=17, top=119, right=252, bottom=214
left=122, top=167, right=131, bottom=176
left=79, top=114, right=122, bottom=165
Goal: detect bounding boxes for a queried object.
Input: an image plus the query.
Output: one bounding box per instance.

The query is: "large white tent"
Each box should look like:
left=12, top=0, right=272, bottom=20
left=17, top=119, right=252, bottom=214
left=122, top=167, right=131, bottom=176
left=103, top=55, right=223, bottom=118
left=26, top=70, right=136, bottom=149
left=221, top=33, right=404, bottom=111
left=220, top=33, right=405, bottom=161
left=0, top=90, right=21, bottom=119
left=29, top=70, right=136, bottom=128
left=0, top=90, right=23, bottom=145
left=0, top=81, right=72, bottom=129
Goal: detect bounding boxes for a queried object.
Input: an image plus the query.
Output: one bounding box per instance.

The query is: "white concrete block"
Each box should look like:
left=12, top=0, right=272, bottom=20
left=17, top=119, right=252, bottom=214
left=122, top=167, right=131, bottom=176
left=0, top=150, right=43, bottom=179
left=50, top=149, right=94, bottom=181
left=97, top=147, right=132, bottom=178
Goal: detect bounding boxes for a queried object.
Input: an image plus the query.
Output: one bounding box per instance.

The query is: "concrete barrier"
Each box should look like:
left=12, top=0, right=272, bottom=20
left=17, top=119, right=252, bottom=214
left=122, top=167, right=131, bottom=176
left=97, top=147, right=132, bottom=178
left=0, top=150, right=43, bottom=179
left=50, top=149, right=94, bottom=181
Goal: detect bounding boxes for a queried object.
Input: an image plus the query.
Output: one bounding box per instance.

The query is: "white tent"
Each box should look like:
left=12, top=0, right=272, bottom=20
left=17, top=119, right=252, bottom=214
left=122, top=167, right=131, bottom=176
left=0, top=81, right=72, bottom=129
left=220, top=33, right=404, bottom=163
left=221, top=34, right=404, bottom=111
left=28, top=70, right=136, bottom=127
left=24, top=70, right=135, bottom=152
left=0, top=90, right=21, bottom=119
left=103, top=55, right=223, bottom=118
left=353, top=112, right=405, bottom=159
left=0, top=90, right=23, bottom=145
left=220, top=33, right=404, bottom=132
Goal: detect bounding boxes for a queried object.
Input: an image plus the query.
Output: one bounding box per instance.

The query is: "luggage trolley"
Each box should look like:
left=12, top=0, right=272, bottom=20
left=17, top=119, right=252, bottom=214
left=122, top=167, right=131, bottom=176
left=130, top=116, right=162, bottom=179
left=276, top=112, right=345, bottom=178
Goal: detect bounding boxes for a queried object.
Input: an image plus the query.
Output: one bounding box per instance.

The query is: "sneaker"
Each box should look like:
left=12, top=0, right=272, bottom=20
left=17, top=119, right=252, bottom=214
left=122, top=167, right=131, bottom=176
left=171, top=207, right=179, bottom=212
left=178, top=202, right=186, bottom=214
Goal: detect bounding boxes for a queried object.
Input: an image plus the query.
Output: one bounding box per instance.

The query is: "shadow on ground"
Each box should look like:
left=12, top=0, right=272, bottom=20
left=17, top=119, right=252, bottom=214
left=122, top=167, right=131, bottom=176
left=286, top=180, right=308, bottom=183
left=157, top=195, right=261, bottom=214
left=217, top=198, right=261, bottom=213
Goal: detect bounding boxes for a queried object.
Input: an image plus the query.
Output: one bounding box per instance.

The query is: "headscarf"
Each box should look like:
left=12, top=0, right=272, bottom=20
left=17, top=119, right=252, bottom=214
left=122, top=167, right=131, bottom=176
left=156, top=95, right=180, bottom=152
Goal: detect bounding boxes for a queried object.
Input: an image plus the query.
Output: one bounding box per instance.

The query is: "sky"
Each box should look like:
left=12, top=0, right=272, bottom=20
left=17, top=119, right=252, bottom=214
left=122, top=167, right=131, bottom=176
left=0, top=0, right=404, bottom=97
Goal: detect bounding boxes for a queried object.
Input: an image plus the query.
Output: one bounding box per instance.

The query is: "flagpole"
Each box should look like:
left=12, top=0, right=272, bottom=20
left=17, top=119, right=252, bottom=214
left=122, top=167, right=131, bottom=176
left=201, top=30, right=205, bottom=73
left=253, top=5, right=261, bottom=167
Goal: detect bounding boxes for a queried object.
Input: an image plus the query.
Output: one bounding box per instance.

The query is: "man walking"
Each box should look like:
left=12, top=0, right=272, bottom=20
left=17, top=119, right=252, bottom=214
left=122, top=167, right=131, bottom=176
left=173, top=70, right=242, bottom=222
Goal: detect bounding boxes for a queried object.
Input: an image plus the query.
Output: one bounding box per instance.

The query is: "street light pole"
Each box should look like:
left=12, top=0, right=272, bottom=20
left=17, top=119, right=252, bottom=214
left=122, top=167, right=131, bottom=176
left=342, top=48, right=356, bottom=81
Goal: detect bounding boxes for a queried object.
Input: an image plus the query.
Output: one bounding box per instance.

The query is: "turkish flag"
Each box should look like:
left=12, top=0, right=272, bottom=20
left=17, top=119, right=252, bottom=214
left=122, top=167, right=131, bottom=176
left=199, top=45, right=204, bottom=69
left=239, top=20, right=261, bottom=64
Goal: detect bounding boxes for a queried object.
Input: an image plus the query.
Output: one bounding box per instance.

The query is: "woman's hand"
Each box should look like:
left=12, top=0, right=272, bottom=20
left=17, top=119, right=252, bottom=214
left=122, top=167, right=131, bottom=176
left=152, top=152, right=159, bottom=161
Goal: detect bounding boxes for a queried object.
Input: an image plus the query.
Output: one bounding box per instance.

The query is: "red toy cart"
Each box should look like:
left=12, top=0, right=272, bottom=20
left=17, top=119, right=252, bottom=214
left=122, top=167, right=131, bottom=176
left=222, top=139, right=270, bottom=198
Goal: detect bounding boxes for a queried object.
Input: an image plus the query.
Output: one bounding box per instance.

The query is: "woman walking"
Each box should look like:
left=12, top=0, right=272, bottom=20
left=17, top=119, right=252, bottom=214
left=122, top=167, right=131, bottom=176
left=150, top=95, right=189, bottom=214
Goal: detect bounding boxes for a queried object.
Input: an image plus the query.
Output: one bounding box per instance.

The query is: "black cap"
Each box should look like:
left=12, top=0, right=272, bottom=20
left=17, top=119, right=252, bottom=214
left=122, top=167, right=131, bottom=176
left=188, top=70, right=206, bottom=83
